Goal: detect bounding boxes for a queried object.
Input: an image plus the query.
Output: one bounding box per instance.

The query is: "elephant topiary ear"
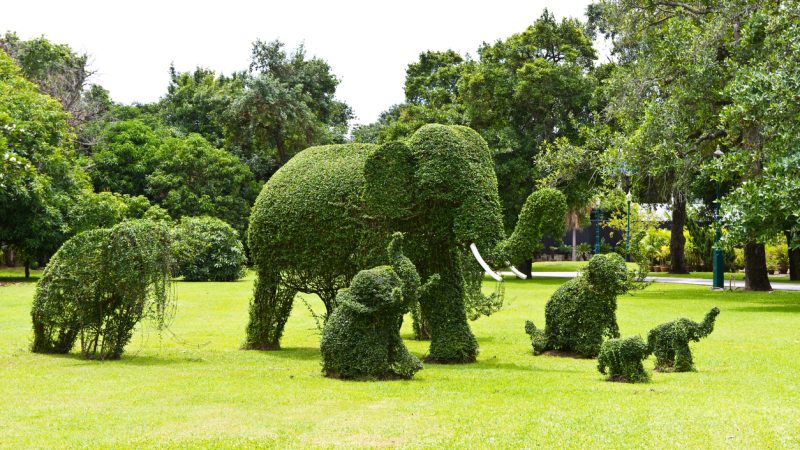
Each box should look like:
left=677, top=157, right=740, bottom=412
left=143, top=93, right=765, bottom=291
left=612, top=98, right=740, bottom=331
left=363, top=142, right=416, bottom=220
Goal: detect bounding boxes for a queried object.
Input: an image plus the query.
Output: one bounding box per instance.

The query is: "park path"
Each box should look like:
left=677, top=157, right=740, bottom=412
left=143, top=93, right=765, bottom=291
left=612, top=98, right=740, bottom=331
left=516, top=271, right=800, bottom=292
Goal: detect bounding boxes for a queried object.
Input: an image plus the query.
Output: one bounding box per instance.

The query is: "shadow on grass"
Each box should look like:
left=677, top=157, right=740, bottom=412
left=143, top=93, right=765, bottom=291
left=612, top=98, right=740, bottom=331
left=0, top=276, right=40, bottom=284
left=29, top=350, right=204, bottom=366
left=731, top=303, right=800, bottom=314
left=425, top=357, right=584, bottom=374
left=262, top=346, right=320, bottom=361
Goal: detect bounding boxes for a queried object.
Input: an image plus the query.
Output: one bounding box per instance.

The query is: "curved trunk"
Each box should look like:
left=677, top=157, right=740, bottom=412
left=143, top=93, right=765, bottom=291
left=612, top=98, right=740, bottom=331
left=491, top=189, right=566, bottom=267
left=670, top=196, right=688, bottom=274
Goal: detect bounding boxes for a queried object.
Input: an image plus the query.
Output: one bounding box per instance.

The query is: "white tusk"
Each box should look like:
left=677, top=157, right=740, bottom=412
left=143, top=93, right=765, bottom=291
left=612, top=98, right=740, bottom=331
left=506, top=263, right=528, bottom=279
left=470, top=243, right=502, bottom=281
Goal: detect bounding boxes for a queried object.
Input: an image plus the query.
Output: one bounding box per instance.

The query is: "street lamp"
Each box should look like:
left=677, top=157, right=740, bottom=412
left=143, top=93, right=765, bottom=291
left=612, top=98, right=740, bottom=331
left=712, top=146, right=725, bottom=290
left=593, top=198, right=602, bottom=255
left=626, top=190, right=632, bottom=262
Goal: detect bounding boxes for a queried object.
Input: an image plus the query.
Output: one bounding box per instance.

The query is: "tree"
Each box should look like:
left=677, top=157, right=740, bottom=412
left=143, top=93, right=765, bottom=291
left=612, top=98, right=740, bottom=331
left=146, top=134, right=259, bottom=235
left=0, top=32, right=108, bottom=128
left=224, top=40, right=352, bottom=180
left=0, top=50, right=88, bottom=276
left=89, top=119, right=165, bottom=196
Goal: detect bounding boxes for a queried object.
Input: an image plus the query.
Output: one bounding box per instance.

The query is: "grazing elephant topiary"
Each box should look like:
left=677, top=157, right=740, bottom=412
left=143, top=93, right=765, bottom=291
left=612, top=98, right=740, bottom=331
left=647, top=307, right=720, bottom=372
left=320, top=234, right=436, bottom=380
left=597, top=335, right=651, bottom=383
left=525, top=253, right=629, bottom=358
left=30, top=220, right=173, bottom=360
left=246, top=124, right=567, bottom=363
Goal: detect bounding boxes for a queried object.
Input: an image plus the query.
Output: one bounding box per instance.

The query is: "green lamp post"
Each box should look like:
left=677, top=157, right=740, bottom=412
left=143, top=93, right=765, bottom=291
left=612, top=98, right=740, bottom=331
left=712, top=146, right=725, bottom=290
left=626, top=190, right=632, bottom=262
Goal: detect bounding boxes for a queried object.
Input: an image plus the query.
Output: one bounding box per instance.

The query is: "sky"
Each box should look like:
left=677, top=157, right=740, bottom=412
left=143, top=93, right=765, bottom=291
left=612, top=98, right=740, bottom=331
left=2, top=0, right=603, bottom=125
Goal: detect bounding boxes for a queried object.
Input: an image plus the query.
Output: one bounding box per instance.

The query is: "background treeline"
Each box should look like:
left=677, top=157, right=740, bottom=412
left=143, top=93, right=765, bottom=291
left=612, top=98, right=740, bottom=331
left=2, top=1, right=800, bottom=289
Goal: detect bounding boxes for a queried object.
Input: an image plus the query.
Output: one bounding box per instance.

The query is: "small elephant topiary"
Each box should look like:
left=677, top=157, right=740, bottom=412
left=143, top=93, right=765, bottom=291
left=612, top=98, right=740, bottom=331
left=647, top=307, right=720, bottom=372
left=320, top=234, right=436, bottom=380
left=525, top=253, right=630, bottom=358
left=597, top=335, right=651, bottom=383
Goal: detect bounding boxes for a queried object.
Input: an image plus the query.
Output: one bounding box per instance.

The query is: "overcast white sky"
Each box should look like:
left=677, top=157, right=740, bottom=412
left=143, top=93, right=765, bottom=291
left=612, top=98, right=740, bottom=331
left=2, top=0, right=602, bottom=125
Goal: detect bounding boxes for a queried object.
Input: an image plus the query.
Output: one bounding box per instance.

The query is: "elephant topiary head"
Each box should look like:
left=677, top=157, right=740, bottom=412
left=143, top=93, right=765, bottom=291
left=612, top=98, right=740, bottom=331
left=363, top=124, right=567, bottom=274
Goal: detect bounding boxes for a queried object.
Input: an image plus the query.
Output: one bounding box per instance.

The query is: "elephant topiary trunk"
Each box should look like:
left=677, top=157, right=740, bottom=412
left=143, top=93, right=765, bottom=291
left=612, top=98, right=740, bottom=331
left=245, top=124, right=566, bottom=363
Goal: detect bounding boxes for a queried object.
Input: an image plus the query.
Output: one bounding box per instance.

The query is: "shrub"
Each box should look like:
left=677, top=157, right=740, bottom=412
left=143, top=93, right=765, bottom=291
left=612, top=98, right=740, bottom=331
left=320, top=234, right=433, bottom=380
left=172, top=216, right=246, bottom=282
left=597, top=335, right=651, bottom=383
left=31, top=220, right=173, bottom=360
left=525, top=253, right=629, bottom=357
left=647, top=307, right=719, bottom=372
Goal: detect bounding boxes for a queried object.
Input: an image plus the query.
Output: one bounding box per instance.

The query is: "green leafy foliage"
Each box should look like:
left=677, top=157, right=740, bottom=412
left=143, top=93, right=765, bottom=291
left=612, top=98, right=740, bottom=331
left=246, top=124, right=566, bottom=362
left=172, top=216, right=246, bottom=282
left=647, top=307, right=720, bottom=372
left=527, top=253, right=629, bottom=357
left=30, top=220, right=173, bottom=360
left=0, top=49, right=88, bottom=269
left=597, top=335, right=651, bottom=383
left=320, top=234, right=432, bottom=380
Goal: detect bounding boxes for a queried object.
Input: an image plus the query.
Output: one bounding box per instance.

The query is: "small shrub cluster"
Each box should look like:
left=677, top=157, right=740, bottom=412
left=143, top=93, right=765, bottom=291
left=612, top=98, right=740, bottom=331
left=30, top=220, right=173, bottom=360
left=647, top=307, right=720, bottom=372
left=526, top=253, right=629, bottom=357
left=172, top=216, right=246, bottom=282
left=597, top=335, right=651, bottom=383
left=320, top=234, right=435, bottom=380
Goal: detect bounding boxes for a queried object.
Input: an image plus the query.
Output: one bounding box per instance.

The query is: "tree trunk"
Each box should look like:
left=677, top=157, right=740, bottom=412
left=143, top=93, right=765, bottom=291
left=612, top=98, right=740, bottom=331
left=786, top=231, right=800, bottom=281
left=743, top=242, right=772, bottom=291
left=571, top=227, right=577, bottom=261
left=518, top=258, right=532, bottom=278
left=3, top=248, right=16, bottom=266
left=669, top=195, right=688, bottom=273
left=24, top=261, right=31, bottom=279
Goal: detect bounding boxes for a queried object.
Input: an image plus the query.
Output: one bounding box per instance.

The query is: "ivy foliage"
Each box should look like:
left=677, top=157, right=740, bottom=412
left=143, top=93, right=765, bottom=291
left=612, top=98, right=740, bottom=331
left=320, top=234, right=434, bottom=380
left=526, top=253, right=629, bottom=357
left=597, top=335, right=651, bottom=383
left=172, top=216, right=246, bottom=282
left=647, top=307, right=720, bottom=372
left=30, top=220, right=173, bottom=360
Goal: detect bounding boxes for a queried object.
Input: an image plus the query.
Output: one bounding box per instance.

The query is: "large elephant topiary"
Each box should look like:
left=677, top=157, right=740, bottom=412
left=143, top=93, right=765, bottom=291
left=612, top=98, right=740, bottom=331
left=245, top=124, right=567, bottom=363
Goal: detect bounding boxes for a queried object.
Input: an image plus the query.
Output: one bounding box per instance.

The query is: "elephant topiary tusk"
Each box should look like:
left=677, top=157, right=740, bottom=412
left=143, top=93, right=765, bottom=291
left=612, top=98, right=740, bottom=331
left=506, top=263, right=527, bottom=279
left=470, top=243, right=502, bottom=281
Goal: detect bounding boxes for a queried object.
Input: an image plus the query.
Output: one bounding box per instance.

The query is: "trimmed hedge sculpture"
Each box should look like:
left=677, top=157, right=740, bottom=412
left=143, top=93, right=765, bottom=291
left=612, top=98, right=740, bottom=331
left=525, top=253, right=629, bottom=358
left=320, top=234, right=436, bottom=379
left=647, top=307, right=720, bottom=372
left=597, top=335, right=651, bottom=383
left=172, top=216, right=246, bottom=282
left=30, top=220, right=173, bottom=360
left=246, top=124, right=566, bottom=363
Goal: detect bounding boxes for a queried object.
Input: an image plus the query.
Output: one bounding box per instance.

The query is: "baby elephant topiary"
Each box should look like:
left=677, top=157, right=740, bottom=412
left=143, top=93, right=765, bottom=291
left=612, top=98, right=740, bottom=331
left=525, top=253, right=630, bottom=358
left=320, top=234, right=437, bottom=380
left=597, top=336, right=651, bottom=383
left=647, top=307, right=720, bottom=372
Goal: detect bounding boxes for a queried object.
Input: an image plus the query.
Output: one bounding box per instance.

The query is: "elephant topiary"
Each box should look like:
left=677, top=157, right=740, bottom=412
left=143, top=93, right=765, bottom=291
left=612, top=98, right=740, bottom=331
left=597, top=335, right=651, bottom=383
left=246, top=124, right=567, bottom=363
left=647, top=307, right=720, bottom=372
left=320, top=233, right=436, bottom=379
left=31, top=220, right=173, bottom=360
left=525, top=253, right=629, bottom=358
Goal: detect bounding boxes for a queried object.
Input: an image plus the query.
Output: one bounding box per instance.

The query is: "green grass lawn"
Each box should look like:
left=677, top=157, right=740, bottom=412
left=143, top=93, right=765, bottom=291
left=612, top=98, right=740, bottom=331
left=2, top=269, right=799, bottom=448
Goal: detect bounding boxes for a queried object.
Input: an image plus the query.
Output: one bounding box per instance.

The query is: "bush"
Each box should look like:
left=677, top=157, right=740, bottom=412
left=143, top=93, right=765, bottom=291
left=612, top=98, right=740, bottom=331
left=647, top=307, right=719, bottom=372
left=172, top=216, right=246, bottom=282
left=526, top=253, right=629, bottom=357
left=597, top=335, right=651, bottom=383
left=30, top=220, right=173, bottom=360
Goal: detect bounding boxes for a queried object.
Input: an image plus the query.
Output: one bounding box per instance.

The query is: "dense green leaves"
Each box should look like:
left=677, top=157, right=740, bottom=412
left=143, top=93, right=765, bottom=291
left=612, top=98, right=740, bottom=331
left=647, top=307, right=720, bottom=372
left=172, top=216, right=246, bottom=282
left=597, top=335, right=651, bottom=383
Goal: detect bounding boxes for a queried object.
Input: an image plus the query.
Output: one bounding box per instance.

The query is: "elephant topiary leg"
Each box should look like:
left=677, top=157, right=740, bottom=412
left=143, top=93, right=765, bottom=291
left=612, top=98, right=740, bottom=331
left=419, top=251, right=478, bottom=363
left=244, top=270, right=297, bottom=350
left=673, top=340, right=694, bottom=372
